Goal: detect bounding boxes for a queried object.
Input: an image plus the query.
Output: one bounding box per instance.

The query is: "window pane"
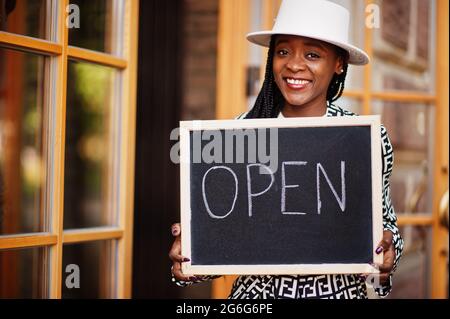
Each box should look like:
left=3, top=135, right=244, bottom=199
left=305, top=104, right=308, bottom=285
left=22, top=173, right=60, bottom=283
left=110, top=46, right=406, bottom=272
left=371, top=0, right=435, bottom=94
left=0, top=0, right=48, bottom=39
left=64, top=60, right=116, bottom=229
left=372, top=101, right=433, bottom=215
left=68, top=0, right=123, bottom=55
left=329, top=0, right=366, bottom=90
left=333, top=97, right=363, bottom=115
left=62, top=240, right=116, bottom=298
left=387, top=226, right=431, bottom=298
left=0, top=246, right=49, bottom=298
left=0, top=48, right=47, bottom=235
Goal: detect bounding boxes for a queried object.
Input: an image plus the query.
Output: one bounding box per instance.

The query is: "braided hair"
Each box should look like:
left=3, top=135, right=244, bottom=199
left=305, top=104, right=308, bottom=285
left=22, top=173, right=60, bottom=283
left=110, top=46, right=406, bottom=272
left=245, top=37, right=349, bottom=119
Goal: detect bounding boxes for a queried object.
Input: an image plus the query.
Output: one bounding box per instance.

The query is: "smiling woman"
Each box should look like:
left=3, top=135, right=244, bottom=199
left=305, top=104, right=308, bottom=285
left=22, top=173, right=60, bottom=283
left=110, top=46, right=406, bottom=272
left=272, top=35, right=347, bottom=117
left=169, top=0, right=404, bottom=300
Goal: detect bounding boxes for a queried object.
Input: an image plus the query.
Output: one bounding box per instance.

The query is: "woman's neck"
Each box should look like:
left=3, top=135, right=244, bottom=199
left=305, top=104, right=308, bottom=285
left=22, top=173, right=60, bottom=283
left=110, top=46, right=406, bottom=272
left=281, top=101, right=328, bottom=118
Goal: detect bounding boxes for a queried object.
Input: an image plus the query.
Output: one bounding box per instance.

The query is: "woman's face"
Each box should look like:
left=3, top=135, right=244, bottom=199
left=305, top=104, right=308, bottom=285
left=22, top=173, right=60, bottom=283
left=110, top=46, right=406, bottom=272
left=273, top=35, right=344, bottom=115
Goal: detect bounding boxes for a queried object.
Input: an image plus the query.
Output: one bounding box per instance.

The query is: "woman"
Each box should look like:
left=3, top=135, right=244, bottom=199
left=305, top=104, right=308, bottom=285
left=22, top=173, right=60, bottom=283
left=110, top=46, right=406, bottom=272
left=169, top=0, right=403, bottom=299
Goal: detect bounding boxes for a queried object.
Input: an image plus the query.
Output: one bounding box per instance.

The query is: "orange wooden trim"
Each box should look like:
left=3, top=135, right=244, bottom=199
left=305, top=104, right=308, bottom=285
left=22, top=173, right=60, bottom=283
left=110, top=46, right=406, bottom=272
left=344, top=90, right=436, bottom=103
left=49, top=0, right=69, bottom=299
left=68, top=46, right=127, bottom=69
left=212, top=276, right=238, bottom=299
left=63, top=228, right=124, bottom=244
left=0, top=233, right=57, bottom=250
left=362, top=0, right=374, bottom=115
left=216, top=0, right=250, bottom=120
left=397, top=214, right=434, bottom=226
left=116, top=0, right=140, bottom=299
left=431, top=0, right=449, bottom=299
left=342, top=90, right=364, bottom=99
left=371, top=92, right=436, bottom=103
left=0, top=31, right=62, bottom=55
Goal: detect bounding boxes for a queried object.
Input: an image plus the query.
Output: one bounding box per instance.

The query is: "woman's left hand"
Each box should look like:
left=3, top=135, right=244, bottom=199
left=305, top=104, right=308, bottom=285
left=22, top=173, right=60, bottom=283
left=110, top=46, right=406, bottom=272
left=373, top=230, right=395, bottom=285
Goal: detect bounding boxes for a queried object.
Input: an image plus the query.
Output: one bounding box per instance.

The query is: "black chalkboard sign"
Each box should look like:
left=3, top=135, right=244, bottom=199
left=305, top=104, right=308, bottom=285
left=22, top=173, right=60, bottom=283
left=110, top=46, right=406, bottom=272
left=180, top=116, right=383, bottom=275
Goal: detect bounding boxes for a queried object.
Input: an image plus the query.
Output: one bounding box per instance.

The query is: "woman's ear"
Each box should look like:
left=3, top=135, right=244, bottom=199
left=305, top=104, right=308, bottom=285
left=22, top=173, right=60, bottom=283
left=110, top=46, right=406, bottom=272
left=334, top=50, right=349, bottom=75
left=335, top=56, right=345, bottom=75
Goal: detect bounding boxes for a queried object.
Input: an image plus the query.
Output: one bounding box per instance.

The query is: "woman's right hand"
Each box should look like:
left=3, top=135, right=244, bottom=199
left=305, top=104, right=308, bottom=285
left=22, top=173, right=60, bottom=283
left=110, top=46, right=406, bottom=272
left=169, top=223, right=199, bottom=282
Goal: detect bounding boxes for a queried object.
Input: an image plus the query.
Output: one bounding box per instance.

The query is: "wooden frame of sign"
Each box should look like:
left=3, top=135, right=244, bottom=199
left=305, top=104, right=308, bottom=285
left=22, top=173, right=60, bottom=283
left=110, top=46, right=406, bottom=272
left=180, top=115, right=383, bottom=275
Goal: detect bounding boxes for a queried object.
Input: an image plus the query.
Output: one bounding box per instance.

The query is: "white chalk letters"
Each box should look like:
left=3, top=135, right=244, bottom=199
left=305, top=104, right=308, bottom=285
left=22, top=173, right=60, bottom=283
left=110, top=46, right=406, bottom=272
left=202, top=166, right=238, bottom=219
left=247, top=164, right=275, bottom=217
left=201, top=161, right=346, bottom=219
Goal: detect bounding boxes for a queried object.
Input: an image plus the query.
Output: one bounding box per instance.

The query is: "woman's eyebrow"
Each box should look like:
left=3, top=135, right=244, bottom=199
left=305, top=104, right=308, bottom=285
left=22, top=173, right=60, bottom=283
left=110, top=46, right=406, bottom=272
left=303, top=42, right=327, bottom=51
left=275, top=39, right=289, bottom=46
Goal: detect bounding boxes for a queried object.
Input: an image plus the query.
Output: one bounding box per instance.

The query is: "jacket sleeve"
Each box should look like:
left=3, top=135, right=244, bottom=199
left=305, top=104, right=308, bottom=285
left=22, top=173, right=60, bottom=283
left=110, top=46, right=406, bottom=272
left=374, top=125, right=404, bottom=298
left=171, top=268, right=221, bottom=287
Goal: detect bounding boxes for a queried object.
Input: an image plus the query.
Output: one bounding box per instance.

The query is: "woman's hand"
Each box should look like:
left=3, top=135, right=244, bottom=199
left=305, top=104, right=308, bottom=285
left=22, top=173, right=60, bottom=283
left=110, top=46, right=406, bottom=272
left=373, top=230, right=395, bottom=285
left=168, top=223, right=201, bottom=282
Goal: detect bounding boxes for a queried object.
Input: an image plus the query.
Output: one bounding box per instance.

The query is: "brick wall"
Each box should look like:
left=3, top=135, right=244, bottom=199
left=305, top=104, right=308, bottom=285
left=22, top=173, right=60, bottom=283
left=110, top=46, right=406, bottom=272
left=382, top=0, right=411, bottom=51
left=181, top=0, right=219, bottom=120
left=417, top=0, right=429, bottom=60
left=380, top=0, right=429, bottom=62
left=372, top=0, right=433, bottom=216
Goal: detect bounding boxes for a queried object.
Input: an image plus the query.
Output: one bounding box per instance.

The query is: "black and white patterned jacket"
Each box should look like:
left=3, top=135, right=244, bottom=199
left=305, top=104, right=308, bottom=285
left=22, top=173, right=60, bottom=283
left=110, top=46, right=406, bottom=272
left=172, top=104, right=404, bottom=299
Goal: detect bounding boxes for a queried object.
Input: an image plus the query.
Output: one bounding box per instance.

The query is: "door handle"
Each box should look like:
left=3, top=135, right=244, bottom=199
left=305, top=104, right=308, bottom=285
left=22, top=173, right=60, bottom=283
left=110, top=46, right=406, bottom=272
left=439, top=189, right=449, bottom=229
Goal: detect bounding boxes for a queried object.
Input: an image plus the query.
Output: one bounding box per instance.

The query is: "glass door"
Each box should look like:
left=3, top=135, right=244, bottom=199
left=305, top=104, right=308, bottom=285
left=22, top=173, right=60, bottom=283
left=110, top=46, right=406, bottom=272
left=0, top=0, right=139, bottom=298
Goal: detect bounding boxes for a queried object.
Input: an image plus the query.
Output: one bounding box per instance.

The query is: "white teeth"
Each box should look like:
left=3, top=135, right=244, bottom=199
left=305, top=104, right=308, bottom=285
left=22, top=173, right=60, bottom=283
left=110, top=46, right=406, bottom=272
left=286, top=78, right=310, bottom=85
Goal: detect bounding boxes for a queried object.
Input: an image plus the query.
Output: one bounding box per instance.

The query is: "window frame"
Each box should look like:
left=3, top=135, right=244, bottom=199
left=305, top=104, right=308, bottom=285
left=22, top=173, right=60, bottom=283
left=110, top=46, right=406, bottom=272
left=0, top=0, right=139, bottom=298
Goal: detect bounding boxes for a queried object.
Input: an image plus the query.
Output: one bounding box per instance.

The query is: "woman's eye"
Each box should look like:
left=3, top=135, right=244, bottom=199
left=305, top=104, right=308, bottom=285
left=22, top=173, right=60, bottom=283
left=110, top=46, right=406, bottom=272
left=277, top=49, right=289, bottom=56
left=306, top=52, right=320, bottom=59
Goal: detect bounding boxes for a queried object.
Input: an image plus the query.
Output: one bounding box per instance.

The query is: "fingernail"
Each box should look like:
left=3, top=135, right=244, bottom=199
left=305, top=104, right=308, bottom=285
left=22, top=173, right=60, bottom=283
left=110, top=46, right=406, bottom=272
left=376, top=246, right=383, bottom=254
left=183, top=257, right=190, bottom=262
left=172, top=229, right=179, bottom=236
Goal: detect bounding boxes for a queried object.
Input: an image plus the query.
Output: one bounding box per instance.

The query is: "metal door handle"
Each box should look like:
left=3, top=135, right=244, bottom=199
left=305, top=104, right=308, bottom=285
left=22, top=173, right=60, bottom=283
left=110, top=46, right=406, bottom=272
left=439, top=189, right=449, bottom=229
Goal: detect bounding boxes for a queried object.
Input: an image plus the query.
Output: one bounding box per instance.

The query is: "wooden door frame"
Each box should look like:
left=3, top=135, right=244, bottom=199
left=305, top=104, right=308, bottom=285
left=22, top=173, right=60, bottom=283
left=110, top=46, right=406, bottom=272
left=431, top=0, right=449, bottom=299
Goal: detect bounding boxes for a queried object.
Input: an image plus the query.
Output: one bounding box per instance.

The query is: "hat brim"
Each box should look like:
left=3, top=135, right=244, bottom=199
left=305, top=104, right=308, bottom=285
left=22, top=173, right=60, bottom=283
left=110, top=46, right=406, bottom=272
left=247, top=31, right=370, bottom=65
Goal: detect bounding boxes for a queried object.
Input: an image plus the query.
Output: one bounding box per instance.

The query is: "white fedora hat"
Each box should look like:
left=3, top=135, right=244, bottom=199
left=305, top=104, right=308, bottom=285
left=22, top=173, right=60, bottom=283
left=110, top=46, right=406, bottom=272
left=247, top=0, right=369, bottom=65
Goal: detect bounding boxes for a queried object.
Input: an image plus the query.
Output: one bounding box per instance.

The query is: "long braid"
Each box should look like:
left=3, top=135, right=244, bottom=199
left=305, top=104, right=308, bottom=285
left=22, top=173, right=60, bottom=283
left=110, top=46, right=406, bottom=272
left=326, top=56, right=348, bottom=103
left=245, top=36, right=349, bottom=119
left=245, top=38, right=282, bottom=119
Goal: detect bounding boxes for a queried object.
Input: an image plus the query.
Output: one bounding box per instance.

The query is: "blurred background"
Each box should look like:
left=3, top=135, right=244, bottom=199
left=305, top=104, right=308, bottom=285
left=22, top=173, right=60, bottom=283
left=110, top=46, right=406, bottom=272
left=0, top=0, right=448, bottom=299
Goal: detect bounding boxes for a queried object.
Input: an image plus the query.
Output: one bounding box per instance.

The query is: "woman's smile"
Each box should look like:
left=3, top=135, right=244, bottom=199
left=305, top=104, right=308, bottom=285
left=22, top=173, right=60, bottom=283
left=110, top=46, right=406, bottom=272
left=284, top=77, right=312, bottom=90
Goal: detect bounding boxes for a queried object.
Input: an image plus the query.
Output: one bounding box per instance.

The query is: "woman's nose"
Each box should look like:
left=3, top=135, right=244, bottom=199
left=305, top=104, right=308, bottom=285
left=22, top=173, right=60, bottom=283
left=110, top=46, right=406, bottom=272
left=286, top=57, right=306, bottom=72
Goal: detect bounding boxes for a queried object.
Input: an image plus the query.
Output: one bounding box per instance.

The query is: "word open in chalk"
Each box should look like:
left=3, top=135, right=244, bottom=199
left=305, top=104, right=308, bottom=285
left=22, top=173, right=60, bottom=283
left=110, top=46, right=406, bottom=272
left=201, top=161, right=346, bottom=219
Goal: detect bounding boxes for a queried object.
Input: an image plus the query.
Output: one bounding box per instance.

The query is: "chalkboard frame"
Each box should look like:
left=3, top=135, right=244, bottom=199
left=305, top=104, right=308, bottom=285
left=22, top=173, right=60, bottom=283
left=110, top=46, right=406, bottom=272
left=180, top=116, right=383, bottom=275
